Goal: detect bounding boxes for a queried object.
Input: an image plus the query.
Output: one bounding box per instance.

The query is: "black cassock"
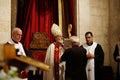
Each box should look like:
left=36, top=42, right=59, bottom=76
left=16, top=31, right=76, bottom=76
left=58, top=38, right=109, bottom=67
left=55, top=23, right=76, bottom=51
left=61, top=45, right=87, bottom=80
left=94, top=44, right=104, bottom=80
left=113, top=43, right=120, bottom=80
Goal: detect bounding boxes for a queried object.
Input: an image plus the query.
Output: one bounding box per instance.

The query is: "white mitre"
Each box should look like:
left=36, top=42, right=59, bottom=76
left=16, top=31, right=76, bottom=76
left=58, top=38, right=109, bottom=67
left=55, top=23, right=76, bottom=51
left=70, top=36, right=79, bottom=43
left=51, top=23, right=62, bottom=37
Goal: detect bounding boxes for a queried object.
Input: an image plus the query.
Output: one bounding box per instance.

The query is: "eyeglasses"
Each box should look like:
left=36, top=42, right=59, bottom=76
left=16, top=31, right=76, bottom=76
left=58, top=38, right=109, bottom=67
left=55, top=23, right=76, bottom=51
left=16, top=34, right=22, bottom=37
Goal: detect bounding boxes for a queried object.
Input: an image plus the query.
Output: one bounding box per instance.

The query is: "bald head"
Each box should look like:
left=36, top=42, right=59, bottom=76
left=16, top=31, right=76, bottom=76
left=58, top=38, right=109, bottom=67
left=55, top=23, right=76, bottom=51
left=12, top=28, right=22, bottom=42
left=70, top=36, right=80, bottom=46
left=12, top=28, right=22, bottom=34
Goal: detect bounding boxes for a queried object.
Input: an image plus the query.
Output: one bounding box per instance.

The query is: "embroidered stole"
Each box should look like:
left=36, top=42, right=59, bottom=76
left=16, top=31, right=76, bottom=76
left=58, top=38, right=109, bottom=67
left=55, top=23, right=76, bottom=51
left=54, top=43, right=59, bottom=80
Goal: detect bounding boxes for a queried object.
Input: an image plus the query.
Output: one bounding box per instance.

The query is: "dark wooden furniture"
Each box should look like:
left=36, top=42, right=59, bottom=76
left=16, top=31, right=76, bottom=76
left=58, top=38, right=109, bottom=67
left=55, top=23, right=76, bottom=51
left=29, top=32, right=50, bottom=62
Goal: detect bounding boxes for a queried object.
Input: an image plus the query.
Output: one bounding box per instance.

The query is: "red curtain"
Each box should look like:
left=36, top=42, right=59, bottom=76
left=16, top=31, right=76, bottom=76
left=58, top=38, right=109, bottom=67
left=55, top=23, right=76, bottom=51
left=16, top=0, right=58, bottom=51
left=16, top=0, right=76, bottom=51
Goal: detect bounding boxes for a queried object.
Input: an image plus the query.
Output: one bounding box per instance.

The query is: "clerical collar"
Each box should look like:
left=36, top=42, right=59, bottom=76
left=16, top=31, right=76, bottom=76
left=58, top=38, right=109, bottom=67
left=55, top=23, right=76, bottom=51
left=87, top=42, right=93, bottom=46
left=12, top=39, right=18, bottom=44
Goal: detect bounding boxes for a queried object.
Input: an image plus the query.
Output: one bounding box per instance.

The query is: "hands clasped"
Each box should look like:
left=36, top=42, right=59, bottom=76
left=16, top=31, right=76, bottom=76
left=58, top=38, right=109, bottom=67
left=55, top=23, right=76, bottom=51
left=87, top=52, right=95, bottom=59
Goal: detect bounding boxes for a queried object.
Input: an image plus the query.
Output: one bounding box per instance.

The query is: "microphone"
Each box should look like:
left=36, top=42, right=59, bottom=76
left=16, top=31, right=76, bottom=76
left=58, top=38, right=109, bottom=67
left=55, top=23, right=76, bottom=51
left=16, top=49, right=19, bottom=56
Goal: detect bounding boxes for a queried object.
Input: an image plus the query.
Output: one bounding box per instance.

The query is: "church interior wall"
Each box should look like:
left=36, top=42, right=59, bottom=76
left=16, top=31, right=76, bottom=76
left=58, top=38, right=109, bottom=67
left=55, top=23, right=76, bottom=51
left=0, top=0, right=11, bottom=44
left=77, top=0, right=120, bottom=79
left=77, top=0, right=109, bottom=65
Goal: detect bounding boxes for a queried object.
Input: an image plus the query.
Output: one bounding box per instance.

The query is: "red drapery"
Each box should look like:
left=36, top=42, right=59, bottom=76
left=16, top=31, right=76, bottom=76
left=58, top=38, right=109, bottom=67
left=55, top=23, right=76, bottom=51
left=16, top=0, right=58, bottom=51
left=16, top=0, right=76, bottom=51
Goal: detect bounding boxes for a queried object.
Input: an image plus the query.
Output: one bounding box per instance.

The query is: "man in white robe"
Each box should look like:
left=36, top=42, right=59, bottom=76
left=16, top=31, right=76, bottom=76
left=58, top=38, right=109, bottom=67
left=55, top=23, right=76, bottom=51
left=81, top=31, right=104, bottom=80
left=7, top=27, right=26, bottom=56
left=6, top=28, right=27, bottom=80
left=43, top=23, right=65, bottom=80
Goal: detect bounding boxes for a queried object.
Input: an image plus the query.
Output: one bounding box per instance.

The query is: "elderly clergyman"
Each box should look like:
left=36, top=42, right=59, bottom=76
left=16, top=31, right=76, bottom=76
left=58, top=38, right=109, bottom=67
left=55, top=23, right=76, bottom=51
left=43, top=23, right=65, bottom=80
left=61, top=36, right=88, bottom=80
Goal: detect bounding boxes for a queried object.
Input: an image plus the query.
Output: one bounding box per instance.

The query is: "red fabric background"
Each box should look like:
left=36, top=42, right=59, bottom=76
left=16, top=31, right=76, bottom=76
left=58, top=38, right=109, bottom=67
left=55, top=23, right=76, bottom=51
left=17, top=0, right=58, bottom=51
left=16, top=0, right=76, bottom=51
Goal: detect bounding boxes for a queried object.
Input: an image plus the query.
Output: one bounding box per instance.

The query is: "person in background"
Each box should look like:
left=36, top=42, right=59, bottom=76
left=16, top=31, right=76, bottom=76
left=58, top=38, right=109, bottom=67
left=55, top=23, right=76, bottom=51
left=113, top=35, right=120, bottom=80
left=81, top=31, right=104, bottom=80
left=43, top=23, right=65, bottom=80
left=7, top=27, right=26, bottom=56
left=6, top=27, right=28, bottom=79
left=61, top=36, right=87, bottom=80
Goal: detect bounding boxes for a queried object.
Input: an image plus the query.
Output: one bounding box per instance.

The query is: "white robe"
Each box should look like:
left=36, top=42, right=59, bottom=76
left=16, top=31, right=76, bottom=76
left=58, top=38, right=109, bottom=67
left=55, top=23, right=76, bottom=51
left=7, top=39, right=27, bottom=80
left=7, top=39, right=26, bottom=56
left=43, top=43, right=65, bottom=80
left=83, top=42, right=97, bottom=80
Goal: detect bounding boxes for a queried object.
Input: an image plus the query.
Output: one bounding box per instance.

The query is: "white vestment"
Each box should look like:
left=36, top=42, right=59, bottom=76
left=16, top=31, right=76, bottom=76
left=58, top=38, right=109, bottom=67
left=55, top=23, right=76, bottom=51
left=7, top=39, right=28, bottom=80
left=7, top=39, right=26, bottom=56
left=43, top=43, right=65, bottom=80
left=83, top=42, right=97, bottom=80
